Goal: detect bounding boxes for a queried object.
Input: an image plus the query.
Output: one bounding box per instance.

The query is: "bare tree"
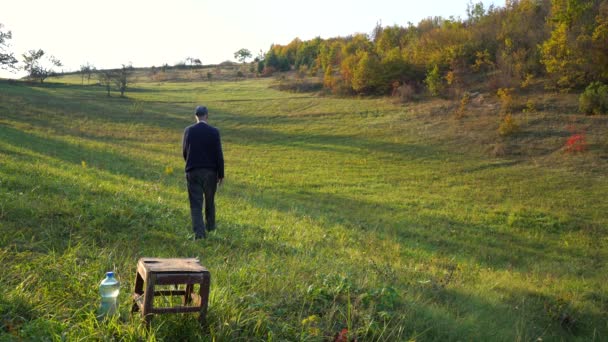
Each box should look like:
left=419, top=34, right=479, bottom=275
left=114, top=64, right=132, bottom=97
left=185, top=57, right=202, bottom=76
left=98, top=70, right=114, bottom=97
left=80, top=62, right=95, bottom=85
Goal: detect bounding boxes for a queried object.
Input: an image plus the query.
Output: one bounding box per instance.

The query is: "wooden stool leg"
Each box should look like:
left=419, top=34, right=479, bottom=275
left=198, top=272, right=211, bottom=326
left=142, top=274, right=156, bottom=326
left=132, top=271, right=144, bottom=313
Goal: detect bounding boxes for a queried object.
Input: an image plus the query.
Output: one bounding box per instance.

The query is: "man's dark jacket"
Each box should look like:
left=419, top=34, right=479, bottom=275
left=182, top=122, right=224, bottom=178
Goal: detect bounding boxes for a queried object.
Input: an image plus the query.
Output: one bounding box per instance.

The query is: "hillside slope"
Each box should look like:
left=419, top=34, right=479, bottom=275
left=0, top=78, right=607, bottom=340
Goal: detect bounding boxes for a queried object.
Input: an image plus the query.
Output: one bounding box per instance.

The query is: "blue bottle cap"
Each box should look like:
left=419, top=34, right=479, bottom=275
left=106, top=272, right=114, bottom=277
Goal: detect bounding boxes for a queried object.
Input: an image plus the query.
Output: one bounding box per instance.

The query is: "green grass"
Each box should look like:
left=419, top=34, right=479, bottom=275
left=1, top=77, right=607, bottom=341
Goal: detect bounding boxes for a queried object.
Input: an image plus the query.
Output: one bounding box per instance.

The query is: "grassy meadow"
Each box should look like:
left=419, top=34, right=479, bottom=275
left=0, top=73, right=607, bottom=341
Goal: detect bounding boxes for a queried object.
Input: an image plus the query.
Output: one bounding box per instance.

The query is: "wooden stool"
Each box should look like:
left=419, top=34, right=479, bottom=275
left=131, top=257, right=210, bottom=325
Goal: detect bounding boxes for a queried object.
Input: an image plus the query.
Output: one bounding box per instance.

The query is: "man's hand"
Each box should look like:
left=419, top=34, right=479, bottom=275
left=218, top=177, right=224, bottom=186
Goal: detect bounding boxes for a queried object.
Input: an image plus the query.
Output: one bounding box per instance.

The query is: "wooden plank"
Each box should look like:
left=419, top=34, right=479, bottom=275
left=155, top=273, right=207, bottom=285
left=138, top=258, right=208, bottom=273
left=150, top=306, right=202, bottom=314
left=153, top=290, right=187, bottom=297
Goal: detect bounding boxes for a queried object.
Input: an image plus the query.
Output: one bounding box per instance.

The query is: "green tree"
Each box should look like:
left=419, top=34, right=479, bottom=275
left=323, top=65, right=334, bottom=89
left=294, top=38, right=321, bottom=71
left=424, top=64, right=444, bottom=96
left=339, top=53, right=359, bottom=92
left=466, top=0, right=486, bottom=23
left=341, top=34, right=372, bottom=56
left=0, top=23, right=17, bottom=70
left=579, top=81, right=608, bottom=114
left=317, top=40, right=342, bottom=72
left=377, top=48, right=422, bottom=95
left=234, top=48, right=252, bottom=63
left=263, top=48, right=279, bottom=74
left=374, top=25, right=411, bottom=57
left=22, top=49, right=62, bottom=83
left=591, top=1, right=608, bottom=81
left=352, top=51, right=377, bottom=94
left=541, top=0, right=602, bottom=88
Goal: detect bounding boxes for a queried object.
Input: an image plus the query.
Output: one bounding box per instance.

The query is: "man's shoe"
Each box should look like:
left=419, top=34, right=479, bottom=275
left=207, top=226, right=215, bottom=232
left=194, top=232, right=206, bottom=240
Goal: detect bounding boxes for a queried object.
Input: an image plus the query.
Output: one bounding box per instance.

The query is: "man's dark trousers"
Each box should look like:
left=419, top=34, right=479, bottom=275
left=187, top=168, right=218, bottom=237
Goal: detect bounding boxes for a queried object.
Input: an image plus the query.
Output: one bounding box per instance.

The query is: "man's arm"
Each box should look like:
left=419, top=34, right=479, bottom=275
left=182, top=128, right=189, bottom=161
left=216, top=130, right=225, bottom=183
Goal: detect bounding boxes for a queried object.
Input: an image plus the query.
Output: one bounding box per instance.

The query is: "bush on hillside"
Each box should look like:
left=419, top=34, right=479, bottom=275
left=424, top=65, right=444, bottom=97
left=391, top=82, right=417, bottom=103
left=579, top=82, right=608, bottom=115
left=454, top=92, right=470, bottom=119
left=497, top=88, right=515, bottom=114
left=498, top=114, right=519, bottom=136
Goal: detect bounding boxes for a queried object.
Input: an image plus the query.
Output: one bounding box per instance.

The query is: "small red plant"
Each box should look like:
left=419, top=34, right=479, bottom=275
left=334, top=329, right=348, bottom=342
left=565, top=133, right=587, bottom=153
left=564, top=124, right=588, bottom=153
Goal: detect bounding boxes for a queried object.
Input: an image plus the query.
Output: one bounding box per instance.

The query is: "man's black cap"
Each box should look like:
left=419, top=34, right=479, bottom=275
left=195, top=106, right=208, bottom=116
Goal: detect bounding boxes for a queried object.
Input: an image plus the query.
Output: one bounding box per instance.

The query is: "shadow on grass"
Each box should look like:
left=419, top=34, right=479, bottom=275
left=219, top=178, right=592, bottom=275
left=405, top=284, right=593, bottom=341
left=0, top=293, right=41, bottom=336
left=0, top=125, right=159, bottom=181
left=1, top=111, right=596, bottom=276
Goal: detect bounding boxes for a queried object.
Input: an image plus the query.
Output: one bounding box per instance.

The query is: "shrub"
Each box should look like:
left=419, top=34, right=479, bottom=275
left=497, top=88, right=515, bottom=114
left=498, top=114, right=519, bottom=136
left=391, top=82, right=416, bottom=103
left=424, top=65, right=444, bottom=97
left=521, top=73, right=534, bottom=89
left=522, top=100, right=536, bottom=113
left=453, top=92, right=470, bottom=119
left=579, top=82, right=608, bottom=115
left=272, top=80, right=323, bottom=93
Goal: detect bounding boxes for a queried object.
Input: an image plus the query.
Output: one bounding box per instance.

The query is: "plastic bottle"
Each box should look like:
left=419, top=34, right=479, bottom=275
left=98, top=271, right=120, bottom=317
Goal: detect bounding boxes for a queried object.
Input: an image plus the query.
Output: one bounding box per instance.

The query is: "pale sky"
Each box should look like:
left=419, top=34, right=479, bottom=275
left=0, top=0, right=504, bottom=78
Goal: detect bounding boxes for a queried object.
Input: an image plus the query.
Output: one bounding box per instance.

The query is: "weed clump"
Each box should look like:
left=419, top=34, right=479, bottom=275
left=522, top=100, right=537, bottom=113
left=391, top=82, right=417, bottom=103
left=129, top=101, right=145, bottom=114
left=454, top=92, right=470, bottom=119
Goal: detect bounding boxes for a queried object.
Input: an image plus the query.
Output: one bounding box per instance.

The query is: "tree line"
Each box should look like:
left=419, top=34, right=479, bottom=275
left=2, top=0, right=607, bottom=101
left=257, top=0, right=608, bottom=96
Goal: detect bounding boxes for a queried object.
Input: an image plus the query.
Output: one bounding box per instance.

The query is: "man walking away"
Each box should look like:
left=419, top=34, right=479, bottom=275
left=183, top=105, right=224, bottom=239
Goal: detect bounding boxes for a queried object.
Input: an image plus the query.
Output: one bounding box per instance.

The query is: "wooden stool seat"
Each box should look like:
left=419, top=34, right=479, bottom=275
left=131, top=257, right=210, bottom=325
